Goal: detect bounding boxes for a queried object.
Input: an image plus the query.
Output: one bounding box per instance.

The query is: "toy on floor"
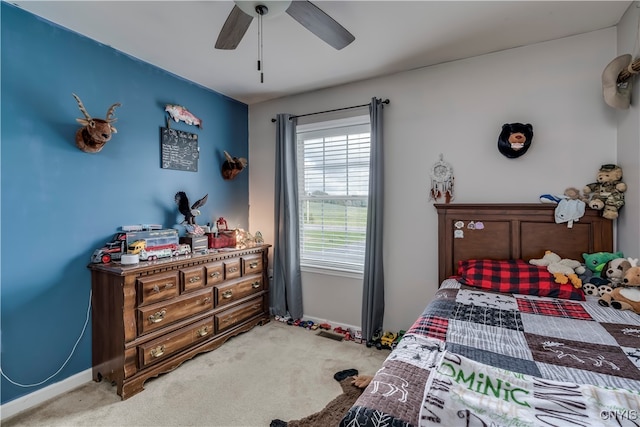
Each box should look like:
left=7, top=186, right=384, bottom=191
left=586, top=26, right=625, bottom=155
left=274, top=315, right=291, bottom=323
left=378, top=331, right=398, bottom=350
left=390, top=330, right=406, bottom=350
left=366, top=329, right=383, bottom=348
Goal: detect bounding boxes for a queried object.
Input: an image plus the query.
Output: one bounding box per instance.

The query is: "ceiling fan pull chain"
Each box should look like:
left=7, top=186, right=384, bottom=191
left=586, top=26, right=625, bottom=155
left=257, top=6, right=265, bottom=83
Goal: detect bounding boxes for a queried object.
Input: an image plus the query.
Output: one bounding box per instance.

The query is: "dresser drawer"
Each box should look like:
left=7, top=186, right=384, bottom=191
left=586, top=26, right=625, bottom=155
left=215, top=297, right=264, bottom=333
left=242, top=254, right=263, bottom=275
left=137, top=272, right=179, bottom=306
left=205, top=261, right=224, bottom=286
left=180, top=265, right=205, bottom=293
left=137, top=288, right=213, bottom=335
left=138, top=318, right=214, bottom=368
left=224, top=259, right=241, bottom=279
left=214, top=276, right=263, bottom=307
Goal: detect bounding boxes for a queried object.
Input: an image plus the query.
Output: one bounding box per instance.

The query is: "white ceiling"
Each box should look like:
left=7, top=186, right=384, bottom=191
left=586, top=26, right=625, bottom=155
left=11, top=1, right=633, bottom=105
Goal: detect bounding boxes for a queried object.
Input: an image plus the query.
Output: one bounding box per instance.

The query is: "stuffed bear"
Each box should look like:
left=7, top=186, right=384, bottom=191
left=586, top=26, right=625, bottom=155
left=583, top=164, right=627, bottom=220
left=598, top=266, right=640, bottom=314
left=530, top=251, right=584, bottom=288
left=497, top=123, right=533, bottom=159
left=582, top=251, right=625, bottom=277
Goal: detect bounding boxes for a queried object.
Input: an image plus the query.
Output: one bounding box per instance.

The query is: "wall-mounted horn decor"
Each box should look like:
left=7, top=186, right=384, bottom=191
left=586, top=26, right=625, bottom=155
left=73, top=93, right=121, bottom=153
left=221, top=151, right=247, bottom=180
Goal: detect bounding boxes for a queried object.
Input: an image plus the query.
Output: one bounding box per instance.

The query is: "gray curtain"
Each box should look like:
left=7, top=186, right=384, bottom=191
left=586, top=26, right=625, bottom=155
left=271, top=114, right=303, bottom=319
left=362, top=98, right=385, bottom=342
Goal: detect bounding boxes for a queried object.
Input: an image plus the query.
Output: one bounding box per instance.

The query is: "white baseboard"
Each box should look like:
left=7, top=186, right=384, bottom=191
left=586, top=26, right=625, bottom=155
left=1, top=368, right=92, bottom=421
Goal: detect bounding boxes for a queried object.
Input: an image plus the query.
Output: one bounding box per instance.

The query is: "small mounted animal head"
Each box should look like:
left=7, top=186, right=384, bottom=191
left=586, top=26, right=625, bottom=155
left=221, top=151, right=248, bottom=180
left=73, top=93, right=121, bottom=153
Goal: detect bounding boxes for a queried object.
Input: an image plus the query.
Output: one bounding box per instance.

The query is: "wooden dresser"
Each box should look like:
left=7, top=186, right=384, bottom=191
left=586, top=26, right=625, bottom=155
left=89, top=244, right=271, bottom=399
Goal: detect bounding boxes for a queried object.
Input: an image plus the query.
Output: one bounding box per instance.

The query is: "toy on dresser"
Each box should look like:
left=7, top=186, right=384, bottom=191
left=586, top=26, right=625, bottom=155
left=175, top=191, right=208, bottom=235
left=207, top=217, right=236, bottom=249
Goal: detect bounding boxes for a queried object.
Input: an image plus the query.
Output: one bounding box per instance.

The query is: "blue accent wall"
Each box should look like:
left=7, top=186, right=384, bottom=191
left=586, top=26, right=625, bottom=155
left=1, top=3, right=249, bottom=404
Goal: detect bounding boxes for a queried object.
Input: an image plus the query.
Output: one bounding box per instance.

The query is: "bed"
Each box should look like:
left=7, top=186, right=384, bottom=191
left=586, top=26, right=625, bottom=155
left=340, top=204, right=640, bottom=427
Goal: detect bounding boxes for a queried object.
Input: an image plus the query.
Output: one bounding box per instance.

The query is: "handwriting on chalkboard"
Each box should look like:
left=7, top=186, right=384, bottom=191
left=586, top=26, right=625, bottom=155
left=160, top=127, right=199, bottom=172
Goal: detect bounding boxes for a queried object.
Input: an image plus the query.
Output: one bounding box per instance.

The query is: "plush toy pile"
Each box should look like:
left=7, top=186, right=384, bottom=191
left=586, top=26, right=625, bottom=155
left=529, top=251, right=640, bottom=315
left=583, top=251, right=625, bottom=278
left=599, top=265, right=640, bottom=315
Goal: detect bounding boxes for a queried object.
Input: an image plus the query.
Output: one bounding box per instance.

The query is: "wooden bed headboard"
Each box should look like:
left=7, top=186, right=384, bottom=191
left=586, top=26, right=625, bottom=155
left=435, top=204, right=614, bottom=283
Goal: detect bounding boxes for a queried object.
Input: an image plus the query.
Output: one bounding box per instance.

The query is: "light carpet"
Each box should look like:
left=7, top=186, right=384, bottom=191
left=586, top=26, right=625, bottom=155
left=4, top=321, right=389, bottom=427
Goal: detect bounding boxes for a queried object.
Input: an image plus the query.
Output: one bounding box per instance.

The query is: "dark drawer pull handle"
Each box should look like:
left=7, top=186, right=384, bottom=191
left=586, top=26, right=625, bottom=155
left=148, top=309, right=166, bottom=323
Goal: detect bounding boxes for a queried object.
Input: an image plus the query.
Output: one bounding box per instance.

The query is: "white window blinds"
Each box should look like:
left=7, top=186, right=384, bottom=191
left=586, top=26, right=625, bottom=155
left=296, top=116, right=371, bottom=273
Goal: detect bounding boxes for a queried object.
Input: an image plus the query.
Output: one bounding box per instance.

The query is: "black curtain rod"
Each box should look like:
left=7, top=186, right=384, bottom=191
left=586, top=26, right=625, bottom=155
left=270, top=98, right=389, bottom=122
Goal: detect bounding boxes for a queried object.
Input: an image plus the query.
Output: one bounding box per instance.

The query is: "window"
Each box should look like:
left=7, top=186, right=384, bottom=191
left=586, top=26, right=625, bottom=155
left=296, top=115, right=371, bottom=274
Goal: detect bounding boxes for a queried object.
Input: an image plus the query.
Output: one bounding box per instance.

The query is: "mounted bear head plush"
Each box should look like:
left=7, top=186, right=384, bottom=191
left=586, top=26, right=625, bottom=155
left=498, top=122, right=533, bottom=159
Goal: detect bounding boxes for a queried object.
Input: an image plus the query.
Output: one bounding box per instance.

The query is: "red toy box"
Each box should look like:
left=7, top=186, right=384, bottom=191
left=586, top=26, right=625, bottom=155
left=207, top=231, right=236, bottom=249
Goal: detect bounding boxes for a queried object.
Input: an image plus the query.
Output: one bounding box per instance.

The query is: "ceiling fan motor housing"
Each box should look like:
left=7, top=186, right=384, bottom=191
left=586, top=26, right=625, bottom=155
left=235, top=1, right=291, bottom=18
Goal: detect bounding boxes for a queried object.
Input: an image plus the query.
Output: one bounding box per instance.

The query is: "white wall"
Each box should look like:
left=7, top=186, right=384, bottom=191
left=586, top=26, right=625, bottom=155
left=249, top=28, right=622, bottom=332
left=616, top=1, right=640, bottom=256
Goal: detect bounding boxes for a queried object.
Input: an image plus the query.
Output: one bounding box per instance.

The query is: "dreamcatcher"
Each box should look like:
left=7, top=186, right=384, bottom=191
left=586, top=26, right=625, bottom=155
left=429, top=154, right=454, bottom=203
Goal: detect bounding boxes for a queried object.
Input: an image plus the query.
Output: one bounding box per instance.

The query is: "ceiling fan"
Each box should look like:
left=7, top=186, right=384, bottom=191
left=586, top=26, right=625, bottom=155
left=215, top=1, right=355, bottom=51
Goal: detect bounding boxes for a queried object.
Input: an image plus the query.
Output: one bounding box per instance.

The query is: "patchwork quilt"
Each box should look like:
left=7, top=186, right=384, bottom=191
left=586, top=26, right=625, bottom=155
left=340, top=279, right=640, bottom=427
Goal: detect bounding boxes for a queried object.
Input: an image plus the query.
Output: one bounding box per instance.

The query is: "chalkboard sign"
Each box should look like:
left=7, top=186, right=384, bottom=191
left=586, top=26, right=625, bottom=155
left=160, top=127, right=199, bottom=172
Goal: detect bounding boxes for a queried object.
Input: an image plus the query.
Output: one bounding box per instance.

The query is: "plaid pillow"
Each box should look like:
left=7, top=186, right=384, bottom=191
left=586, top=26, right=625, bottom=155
left=456, top=259, right=585, bottom=301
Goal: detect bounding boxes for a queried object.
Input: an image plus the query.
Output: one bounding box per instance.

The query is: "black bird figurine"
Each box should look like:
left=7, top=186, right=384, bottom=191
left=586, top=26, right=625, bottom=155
left=175, top=191, right=208, bottom=225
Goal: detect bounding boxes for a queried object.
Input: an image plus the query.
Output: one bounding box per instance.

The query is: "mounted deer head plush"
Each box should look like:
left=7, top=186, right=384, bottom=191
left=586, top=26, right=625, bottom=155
left=221, top=151, right=247, bottom=180
left=73, top=93, right=121, bottom=153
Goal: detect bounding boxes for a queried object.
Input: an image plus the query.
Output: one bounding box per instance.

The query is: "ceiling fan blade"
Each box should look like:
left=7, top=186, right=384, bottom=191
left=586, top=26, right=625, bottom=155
left=215, top=5, right=254, bottom=50
left=286, top=1, right=355, bottom=50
